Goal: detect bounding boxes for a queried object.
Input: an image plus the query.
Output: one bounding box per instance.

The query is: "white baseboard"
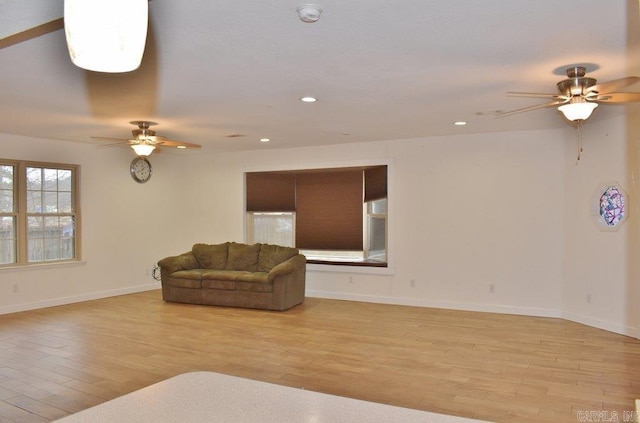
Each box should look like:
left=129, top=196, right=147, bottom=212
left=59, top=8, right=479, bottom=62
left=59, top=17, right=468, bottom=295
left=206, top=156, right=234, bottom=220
left=0, top=281, right=161, bottom=316
left=306, top=290, right=562, bottom=318
left=307, top=290, right=639, bottom=339
left=561, top=310, right=640, bottom=339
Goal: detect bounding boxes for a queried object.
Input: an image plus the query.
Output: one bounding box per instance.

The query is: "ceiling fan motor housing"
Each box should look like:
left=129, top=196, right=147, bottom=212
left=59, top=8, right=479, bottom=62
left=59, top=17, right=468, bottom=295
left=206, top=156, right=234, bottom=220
left=556, top=66, right=596, bottom=96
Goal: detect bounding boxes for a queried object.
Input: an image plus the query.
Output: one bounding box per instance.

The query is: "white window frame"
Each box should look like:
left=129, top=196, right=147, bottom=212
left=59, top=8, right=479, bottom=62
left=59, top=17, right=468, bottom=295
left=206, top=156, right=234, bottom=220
left=0, top=159, right=81, bottom=267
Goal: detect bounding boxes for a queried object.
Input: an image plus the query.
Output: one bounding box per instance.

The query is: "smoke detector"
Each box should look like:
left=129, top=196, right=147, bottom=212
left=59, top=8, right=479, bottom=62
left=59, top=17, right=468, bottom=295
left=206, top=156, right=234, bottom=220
left=297, top=4, right=322, bottom=23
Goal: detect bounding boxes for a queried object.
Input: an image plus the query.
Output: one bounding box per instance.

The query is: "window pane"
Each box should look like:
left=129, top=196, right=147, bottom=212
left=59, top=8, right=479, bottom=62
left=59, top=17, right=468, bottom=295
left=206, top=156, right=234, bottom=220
left=58, top=192, right=72, bottom=213
left=1, top=166, right=14, bottom=213
left=251, top=213, right=294, bottom=247
left=58, top=169, right=72, bottom=191
left=368, top=216, right=386, bottom=252
left=27, top=191, right=43, bottom=212
left=0, top=165, right=13, bottom=190
left=44, top=216, right=60, bottom=260
left=26, top=167, right=41, bottom=190
left=45, top=237, right=60, bottom=260
left=61, top=216, right=75, bottom=259
left=599, top=186, right=625, bottom=227
left=0, top=216, right=15, bottom=264
left=0, top=190, right=13, bottom=213
left=44, top=191, right=58, bottom=213
left=43, top=168, right=58, bottom=191
left=371, top=198, right=387, bottom=214
left=27, top=216, right=44, bottom=261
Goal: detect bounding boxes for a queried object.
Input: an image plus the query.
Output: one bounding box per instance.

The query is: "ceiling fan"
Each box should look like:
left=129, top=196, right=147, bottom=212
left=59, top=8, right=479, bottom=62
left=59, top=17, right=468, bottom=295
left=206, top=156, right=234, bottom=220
left=497, top=66, right=640, bottom=122
left=92, top=121, right=201, bottom=156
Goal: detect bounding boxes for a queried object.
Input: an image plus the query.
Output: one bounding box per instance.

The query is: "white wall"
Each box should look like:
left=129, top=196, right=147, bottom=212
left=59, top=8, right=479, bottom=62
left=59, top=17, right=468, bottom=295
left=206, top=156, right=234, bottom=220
left=562, top=113, right=640, bottom=338
left=175, top=128, right=565, bottom=317
left=0, top=134, right=185, bottom=313
left=2, top=121, right=637, bottom=340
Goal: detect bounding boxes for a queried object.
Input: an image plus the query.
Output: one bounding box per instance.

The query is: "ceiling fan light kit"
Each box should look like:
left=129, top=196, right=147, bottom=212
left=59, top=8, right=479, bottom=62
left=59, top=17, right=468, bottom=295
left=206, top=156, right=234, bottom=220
left=64, top=0, right=149, bottom=73
left=131, top=144, right=156, bottom=156
left=558, top=99, right=598, bottom=121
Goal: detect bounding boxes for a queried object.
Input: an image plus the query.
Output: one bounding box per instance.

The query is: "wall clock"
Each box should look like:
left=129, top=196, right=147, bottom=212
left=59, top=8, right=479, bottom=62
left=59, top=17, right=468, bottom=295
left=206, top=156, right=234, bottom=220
left=130, top=157, right=152, bottom=183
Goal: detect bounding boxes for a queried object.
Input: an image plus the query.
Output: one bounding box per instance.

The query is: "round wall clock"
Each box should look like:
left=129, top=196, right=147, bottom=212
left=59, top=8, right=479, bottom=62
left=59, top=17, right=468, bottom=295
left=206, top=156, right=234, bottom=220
left=130, top=157, right=152, bottom=183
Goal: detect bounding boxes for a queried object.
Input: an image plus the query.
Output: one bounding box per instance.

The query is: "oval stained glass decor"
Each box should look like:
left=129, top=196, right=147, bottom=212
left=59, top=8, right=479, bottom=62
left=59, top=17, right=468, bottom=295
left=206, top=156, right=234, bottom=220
left=599, top=186, right=625, bottom=227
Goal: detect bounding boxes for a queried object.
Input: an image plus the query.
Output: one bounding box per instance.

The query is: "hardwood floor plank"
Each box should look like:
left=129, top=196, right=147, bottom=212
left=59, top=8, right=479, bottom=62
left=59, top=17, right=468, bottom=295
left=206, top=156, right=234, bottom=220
left=0, top=291, right=638, bottom=422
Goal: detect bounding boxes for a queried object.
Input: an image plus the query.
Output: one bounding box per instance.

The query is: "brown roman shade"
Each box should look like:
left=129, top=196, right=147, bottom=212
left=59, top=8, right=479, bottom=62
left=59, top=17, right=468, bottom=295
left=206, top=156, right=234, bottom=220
left=245, top=172, right=296, bottom=212
left=364, top=165, right=387, bottom=202
left=295, top=169, right=364, bottom=250
left=246, top=165, right=387, bottom=252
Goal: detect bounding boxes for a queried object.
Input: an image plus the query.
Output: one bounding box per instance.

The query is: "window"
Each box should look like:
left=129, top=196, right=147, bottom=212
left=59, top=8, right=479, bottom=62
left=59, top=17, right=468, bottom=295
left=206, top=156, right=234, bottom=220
left=0, top=159, right=80, bottom=266
left=599, top=186, right=625, bottom=227
left=246, top=165, right=387, bottom=267
left=594, top=182, right=628, bottom=232
left=366, top=198, right=387, bottom=262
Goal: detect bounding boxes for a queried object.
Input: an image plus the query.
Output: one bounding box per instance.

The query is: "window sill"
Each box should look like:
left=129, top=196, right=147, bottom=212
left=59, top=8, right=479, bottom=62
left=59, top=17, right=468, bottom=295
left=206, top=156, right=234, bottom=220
left=306, top=261, right=394, bottom=275
left=306, top=259, right=387, bottom=268
left=0, top=260, right=87, bottom=272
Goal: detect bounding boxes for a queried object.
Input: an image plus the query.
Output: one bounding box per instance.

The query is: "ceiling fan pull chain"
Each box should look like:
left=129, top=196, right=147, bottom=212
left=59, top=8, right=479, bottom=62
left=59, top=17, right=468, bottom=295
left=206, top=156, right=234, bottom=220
left=576, top=121, right=583, bottom=162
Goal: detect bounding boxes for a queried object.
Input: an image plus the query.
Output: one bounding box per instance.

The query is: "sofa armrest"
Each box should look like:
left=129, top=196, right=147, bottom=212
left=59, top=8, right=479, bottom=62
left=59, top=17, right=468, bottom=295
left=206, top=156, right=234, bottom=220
left=158, top=252, right=199, bottom=274
left=267, top=254, right=306, bottom=310
left=267, top=254, right=305, bottom=282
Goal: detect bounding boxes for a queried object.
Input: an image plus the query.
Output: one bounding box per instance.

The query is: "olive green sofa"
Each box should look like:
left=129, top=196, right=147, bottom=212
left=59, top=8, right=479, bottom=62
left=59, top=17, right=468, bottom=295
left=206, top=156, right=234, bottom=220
left=158, top=242, right=306, bottom=311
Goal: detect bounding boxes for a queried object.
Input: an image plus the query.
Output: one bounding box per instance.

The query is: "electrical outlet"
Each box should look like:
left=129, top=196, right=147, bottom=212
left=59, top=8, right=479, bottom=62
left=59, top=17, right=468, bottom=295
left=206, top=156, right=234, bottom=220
left=489, top=284, right=495, bottom=293
left=12, top=284, right=18, bottom=293
left=410, top=279, right=416, bottom=288
left=348, top=276, right=354, bottom=284
left=586, top=293, right=592, bottom=304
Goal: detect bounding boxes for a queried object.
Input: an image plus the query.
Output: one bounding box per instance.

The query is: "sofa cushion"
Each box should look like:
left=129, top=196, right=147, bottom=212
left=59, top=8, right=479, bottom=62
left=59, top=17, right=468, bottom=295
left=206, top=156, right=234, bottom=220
left=259, top=244, right=299, bottom=272
left=202, top=280, right=236, bottom=290
left=225, top=242, right=261, bottom=272
left=235, top=271, right=268, bottom=283
left=201, top=269, right=243, bottom=281
left=192, top=242, right=229, bottom=269
left=168, top=270, right=204, bottom=289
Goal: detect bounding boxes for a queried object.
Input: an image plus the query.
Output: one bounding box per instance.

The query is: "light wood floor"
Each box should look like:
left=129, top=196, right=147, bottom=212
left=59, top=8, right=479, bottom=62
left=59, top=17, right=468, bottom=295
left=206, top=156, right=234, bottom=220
left=0, top=291, right=639, bottom=423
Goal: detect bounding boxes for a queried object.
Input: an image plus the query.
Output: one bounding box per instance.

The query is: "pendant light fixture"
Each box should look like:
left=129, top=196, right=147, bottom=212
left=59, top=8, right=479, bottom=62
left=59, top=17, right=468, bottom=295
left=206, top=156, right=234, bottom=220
left=64, top=0, right=149, bottom=73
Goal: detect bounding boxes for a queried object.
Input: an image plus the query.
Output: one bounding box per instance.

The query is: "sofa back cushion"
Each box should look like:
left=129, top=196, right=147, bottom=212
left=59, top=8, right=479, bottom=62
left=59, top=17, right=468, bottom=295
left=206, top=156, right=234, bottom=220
left=192, top=242, right=229, bottom=269
left=225, top=242, right=261, bottom=272
left=258, top=244, right=299, bottom=272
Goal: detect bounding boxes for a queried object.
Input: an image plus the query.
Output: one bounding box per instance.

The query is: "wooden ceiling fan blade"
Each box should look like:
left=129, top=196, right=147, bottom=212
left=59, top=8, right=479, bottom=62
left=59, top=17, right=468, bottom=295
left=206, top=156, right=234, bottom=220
left=495, top=100, right=565, bottom=118
left=91, top=136, right=131, bottom=142
left=95, top=141, right=132, bottom=148
left=587, top=77, right=640, bottom=94
left=0, top=18, right=64, bottom=50
left=507, top=92, right=565, bottom=100
left=157, top=139, right=202, bottom=149
left=594, top=92, right=640, bottom=103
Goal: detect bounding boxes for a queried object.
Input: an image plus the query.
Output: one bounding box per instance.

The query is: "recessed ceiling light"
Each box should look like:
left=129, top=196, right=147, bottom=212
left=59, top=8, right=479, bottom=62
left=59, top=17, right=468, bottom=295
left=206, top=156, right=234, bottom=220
left=300, top=96, right=317, bottom=103
left=260, top=138, right=271, bottom=143
left=177, top=145, right=187, bottom=149
left=454, top=121, right=467, bottom=126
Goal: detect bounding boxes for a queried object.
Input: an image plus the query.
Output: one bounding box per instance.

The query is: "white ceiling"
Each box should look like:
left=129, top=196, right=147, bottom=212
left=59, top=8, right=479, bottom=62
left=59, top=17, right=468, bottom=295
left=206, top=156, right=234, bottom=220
left=1, top=0, right=639, bottom=154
